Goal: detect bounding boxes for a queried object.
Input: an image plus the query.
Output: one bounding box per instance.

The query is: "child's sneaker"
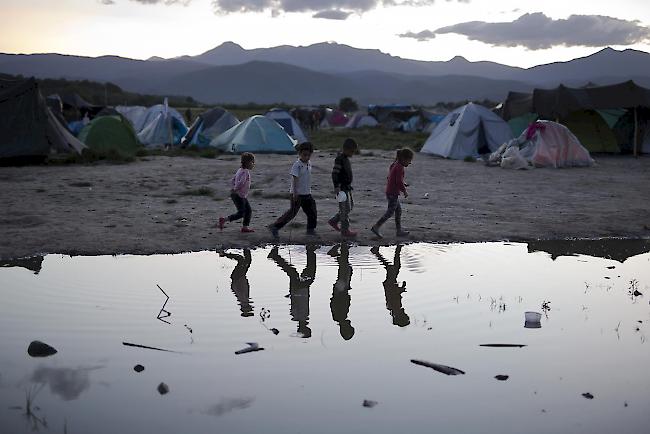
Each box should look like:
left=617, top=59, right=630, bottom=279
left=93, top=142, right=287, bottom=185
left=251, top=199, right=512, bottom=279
left=371, top=225, right=383, bottom=239
left=341, top=229, right=357, bottom=238
left=241, top=227, right=255, bottom=233
left=218, top=217, right=226, bottom=230
left=396, top=229, right=410, bottom=237
left=327, top=220, right=341, bottom=232
left=268, top=225, right=279, bottom=239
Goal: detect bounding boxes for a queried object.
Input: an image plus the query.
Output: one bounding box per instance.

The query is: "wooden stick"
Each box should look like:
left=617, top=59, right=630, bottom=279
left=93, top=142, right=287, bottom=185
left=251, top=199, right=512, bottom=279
left=633, top=107, right=639, bottom=158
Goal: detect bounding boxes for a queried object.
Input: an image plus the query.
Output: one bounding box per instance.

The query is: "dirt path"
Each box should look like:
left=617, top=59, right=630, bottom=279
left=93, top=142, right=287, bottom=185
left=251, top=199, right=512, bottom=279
left=1, top=151, right=649, bottom=259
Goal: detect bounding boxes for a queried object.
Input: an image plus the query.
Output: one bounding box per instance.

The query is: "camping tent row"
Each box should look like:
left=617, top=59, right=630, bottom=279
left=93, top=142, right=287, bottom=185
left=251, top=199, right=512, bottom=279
left=0, top=78, right=86, bottom=159
left=500, top=80, right=650, bottom=154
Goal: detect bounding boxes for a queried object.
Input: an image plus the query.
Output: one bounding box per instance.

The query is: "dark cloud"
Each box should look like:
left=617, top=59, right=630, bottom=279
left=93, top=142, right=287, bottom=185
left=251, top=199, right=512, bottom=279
left=313, top=9, right=354, bottom=20
left=400, top=12, right=650, bottom=49
left=211, top=0, right=466, bottom=17
left=398, top=30, right=436, bottom=41
left=128, top=0, right=192, bottom=5
left=99, top=0, right=116, bottom=5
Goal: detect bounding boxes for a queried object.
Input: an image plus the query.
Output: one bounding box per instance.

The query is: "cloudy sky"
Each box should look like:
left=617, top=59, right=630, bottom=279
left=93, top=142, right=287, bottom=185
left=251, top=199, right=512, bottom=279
left=1, top=0, right=649, bottom=67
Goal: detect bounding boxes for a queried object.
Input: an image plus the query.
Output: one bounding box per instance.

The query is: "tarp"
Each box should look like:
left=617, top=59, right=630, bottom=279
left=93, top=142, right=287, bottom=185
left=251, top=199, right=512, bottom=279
left=518, top=121, right=594, bottom=168
left=182, top=107, right=239, bottom=147
left=420, top=103, right=513, bottom=159
left=211, top=115, right=296, bottom=154
left=0, top=78, right=86, bottom=159
left=78, top=115, right=140, bottom=157
left=265, top=108, right=308, bottom=144
left=503, top=81, right=650, bottom=121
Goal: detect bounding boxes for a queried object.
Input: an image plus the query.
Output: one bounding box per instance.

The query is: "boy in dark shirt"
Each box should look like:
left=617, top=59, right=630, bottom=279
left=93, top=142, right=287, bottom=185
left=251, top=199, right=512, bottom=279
left=328, top=138, right=358, bottom=237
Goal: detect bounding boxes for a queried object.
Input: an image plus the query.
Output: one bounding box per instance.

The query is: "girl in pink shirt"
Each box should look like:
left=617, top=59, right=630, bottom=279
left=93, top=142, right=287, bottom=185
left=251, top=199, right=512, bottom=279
left=219, top=152, right=255, bottom=233
left=371, top=148, right=414, bottom=239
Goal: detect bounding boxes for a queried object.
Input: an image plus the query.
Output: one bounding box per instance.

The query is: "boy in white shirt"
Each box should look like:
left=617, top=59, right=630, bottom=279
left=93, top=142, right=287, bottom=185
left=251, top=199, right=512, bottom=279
left=269, top=142, right=317, bottom=238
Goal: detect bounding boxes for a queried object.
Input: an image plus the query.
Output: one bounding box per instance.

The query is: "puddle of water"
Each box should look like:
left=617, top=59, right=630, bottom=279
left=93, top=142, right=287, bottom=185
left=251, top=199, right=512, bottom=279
left=0, top=241, right=649, bottom=434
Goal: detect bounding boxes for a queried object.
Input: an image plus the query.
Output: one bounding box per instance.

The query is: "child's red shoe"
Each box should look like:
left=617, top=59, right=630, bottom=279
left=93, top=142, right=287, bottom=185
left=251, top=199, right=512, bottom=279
left=241, top=227, right=255, bottom=233
left=218, top=217, right=226, bottom=230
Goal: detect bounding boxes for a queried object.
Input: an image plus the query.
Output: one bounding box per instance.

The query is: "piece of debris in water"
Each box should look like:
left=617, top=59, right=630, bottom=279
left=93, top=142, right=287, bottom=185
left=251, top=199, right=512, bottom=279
left=480, top=344, right=527, bottom=348
left=270, top=328, right=280, bottom=335
left=363, top=400, right=378, bottom=408
left=495, top=375, right=509, bottom=381
left=410, top=359, right=465, bottom=375
left=235, top=342, right=264, bottom=355
left=122, top=342, right=178, bottom=353
left=582, top=392, right=594, bottom=400
left=134, top=364, right=145, bottom=373
left=27, top=340, right=58, bottom=358
left=157, top=382, right=170, bottom=395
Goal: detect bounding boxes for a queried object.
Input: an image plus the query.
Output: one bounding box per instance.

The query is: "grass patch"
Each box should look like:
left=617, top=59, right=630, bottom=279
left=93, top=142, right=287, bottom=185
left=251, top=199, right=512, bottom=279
left=310, top=128, right=428, bottom=152
left=177, top=187, right=215, bottom=197
left=463, top=156, right=477, bottom=163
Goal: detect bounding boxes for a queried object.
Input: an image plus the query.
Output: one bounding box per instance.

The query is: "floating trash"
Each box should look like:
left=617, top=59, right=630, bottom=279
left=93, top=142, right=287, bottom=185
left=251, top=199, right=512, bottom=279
left=410, top=359, right=465, bottom=375
left=27, top=340, right=57, bottom=358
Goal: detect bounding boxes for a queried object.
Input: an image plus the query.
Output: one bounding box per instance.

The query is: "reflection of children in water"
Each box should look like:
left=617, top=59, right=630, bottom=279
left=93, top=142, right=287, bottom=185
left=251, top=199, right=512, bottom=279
left=268, top=245, right=317, bottom=338
left=370, top=245, right=410, bottom=327
left=219, top=249, right=254, bottom=317
left=328, top=243, right=355, bottom=340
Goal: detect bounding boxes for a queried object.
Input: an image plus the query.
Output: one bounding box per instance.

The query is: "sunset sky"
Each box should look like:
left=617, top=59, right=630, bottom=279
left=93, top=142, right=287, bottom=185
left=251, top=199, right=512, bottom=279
left=1, top=0, right=649, bottom=67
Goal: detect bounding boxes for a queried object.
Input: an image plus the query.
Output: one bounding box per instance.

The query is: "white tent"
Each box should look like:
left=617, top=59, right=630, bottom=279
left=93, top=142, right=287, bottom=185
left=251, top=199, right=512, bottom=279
left=420, top=103, right=513, bottom=159
left=211, top=115, right=297, bottom=154
left=137, top=112, right=188, bottom=148
left=265, top=108, right=308, bottom=144
left=115, top=106, right=147, bottom=132
left=518, top=121, right=594, bottom=168
left=345, top=113, right=378, bottom=129
left=141, top=104, right=186, bottom=132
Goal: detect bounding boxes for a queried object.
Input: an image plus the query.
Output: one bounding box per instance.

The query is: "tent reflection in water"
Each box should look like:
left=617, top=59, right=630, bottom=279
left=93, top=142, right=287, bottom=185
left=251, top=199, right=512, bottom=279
left=0, top=78, right=86, bottom=161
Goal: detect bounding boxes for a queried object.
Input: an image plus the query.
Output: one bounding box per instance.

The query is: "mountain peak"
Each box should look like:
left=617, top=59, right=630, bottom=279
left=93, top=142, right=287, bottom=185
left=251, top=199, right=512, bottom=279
left=449, top=55, right=469, bottom=63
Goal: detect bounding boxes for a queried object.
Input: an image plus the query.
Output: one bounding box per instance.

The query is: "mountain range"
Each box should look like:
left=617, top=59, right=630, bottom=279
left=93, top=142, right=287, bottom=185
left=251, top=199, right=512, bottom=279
left=1, top=42, right=649, bottom=105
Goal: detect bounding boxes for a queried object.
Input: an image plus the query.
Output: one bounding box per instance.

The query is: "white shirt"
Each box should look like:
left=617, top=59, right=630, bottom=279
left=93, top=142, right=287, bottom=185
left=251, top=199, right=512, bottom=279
left=289, top=159, right=311, bottom=195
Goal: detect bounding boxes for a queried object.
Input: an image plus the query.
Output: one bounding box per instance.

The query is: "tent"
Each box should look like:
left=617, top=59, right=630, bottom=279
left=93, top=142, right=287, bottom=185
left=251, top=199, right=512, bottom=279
left=181, top=107, right=239, bottom=147
left=508, top=113, right=538, bottom=137
left=137, top=112, right=188, bottom=148
left=78, top=115, right=140, bottom=157
left=265, top=108, right=308, bottom=143
left=0, top=78, right=86, bottom=159
left=320, top=108, right=348, bottom=128
left=140, top=104, right=186, bottom=133
left=211, top=115, right=297, bottom=154
left=518, top=121, right=594, bottom=168
left=116, top=106, right=148, bottom=132
left=420, top=103, right=513, bottom=159
left=563, top=110, right=620, bottom=153
left=345, top=113, right=378, bottom=129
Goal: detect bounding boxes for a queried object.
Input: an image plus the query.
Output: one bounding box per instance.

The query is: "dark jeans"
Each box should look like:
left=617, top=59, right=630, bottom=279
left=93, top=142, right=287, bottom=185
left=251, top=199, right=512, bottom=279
left=228, top=193, right=252, bottom=226
left=273, top=194, right=317, bottom=230
left=329, top=190, right=354, bottom=231
left=375, top=194, right=401, bottom=228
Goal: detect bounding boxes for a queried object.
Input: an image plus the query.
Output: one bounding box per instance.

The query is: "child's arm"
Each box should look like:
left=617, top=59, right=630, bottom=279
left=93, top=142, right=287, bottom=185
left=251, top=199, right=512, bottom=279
left=332, top=155, right=342, bottom=195
left=399, top=167, right=408, bottom=198
left=291, top=175, right=298, bottom=202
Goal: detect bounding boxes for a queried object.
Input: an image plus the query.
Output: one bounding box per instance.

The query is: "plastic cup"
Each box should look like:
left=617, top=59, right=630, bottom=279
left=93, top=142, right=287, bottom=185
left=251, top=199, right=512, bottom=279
left=525, top=311, right=542, bottom=323
left=337, top=191, right=347, bottom=203
left=524, top=321, right=542, bottom=329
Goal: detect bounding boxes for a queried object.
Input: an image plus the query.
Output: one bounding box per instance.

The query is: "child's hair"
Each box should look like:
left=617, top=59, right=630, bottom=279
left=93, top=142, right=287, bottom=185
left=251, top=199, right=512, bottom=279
left=342, top=138, right=358, bottom=151
left=297, top=141, right=314, bottom=153
left=396, top=148, right=414, bottom=163
left=241, top=152, right=255, bottom=167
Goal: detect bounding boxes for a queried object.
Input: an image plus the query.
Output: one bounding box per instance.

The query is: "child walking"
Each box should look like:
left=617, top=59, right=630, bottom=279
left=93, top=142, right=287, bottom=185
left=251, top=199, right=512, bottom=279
left=371, top=148, right=414, bottom=239
left=328, top=138, right=358, bottom=237
left=219, top=152, right=255, bottom=233
left=268, top=142, right=317, bottom=238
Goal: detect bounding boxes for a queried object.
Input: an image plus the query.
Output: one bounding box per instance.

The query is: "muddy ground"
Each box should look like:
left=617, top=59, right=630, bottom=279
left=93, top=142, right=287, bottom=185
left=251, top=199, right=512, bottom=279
left=1, top=151, right=649, bottom=259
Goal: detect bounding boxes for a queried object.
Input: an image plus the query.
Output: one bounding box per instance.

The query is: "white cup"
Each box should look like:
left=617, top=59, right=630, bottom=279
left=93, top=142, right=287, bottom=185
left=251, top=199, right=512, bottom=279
left=337, top=191, right=347, bottom=203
